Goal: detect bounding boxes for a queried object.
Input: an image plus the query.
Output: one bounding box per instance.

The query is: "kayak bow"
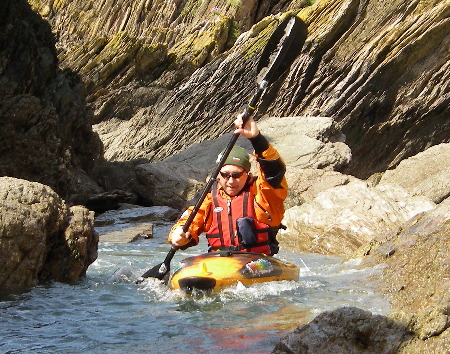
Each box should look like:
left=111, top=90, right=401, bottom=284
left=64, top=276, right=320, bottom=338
left=169, top=251, right=299, bottom=293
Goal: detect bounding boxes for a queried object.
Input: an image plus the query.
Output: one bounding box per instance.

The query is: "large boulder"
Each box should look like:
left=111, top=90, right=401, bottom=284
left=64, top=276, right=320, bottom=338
left=111, top=115, right=351, bottom=210
left=360, top=200, right=450, bottom=352
left=258, top=116, right=351, bottom=171
left=0, top=177, right=98, bottom=292
left=285, top=168, right=359, bottom=209
left=273, top=307, right=411, bottom=353
left=280, top=136, right=450, bottom=256
left=280, top=180, right=435, bottom=256
left=357, top=199, right=450, bottom=314
left=379, top=143, right=450, bottom=204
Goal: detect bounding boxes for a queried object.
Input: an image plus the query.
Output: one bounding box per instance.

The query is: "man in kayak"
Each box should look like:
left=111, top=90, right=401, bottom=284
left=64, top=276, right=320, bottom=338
left=168, top=112, right=287, bottom=255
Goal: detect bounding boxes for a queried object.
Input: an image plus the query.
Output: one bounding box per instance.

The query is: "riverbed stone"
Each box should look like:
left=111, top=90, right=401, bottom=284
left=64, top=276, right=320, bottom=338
left=98, top=222, right=154, bottom=244
left=94, top=205, right=179, bottom=243
left=94, top=205, right=180, bottom=226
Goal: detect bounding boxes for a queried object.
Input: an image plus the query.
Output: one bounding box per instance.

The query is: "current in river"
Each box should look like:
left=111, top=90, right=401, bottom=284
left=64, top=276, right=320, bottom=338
left=1, top=208, right=390, bottom=353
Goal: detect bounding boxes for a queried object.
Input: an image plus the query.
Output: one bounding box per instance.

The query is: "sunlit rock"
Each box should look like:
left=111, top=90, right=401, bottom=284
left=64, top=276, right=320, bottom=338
left=280, top=180, right=435, bottom=256
left=379, top=143, right=450, bottom=204
left=0, top=177, right=97, bottom=292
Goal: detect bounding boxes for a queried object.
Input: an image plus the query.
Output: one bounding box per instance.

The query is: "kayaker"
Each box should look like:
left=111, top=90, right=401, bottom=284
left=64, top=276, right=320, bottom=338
left=168, top=112, right=287, bottom=255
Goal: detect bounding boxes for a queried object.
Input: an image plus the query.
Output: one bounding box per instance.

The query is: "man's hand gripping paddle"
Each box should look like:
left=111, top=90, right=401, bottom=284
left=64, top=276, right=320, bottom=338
left=138, top=15, right=307, bottom=283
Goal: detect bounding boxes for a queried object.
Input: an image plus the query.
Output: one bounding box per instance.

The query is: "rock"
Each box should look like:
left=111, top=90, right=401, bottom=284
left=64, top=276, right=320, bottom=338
left=279, top=180, right=435, bottom=256
left=285, top=168, right=359, bottom=209
left=414, top=306, right=449, bottom=341
left=40, top=205, right=99, bottom=283
left=134, top=161, right=208, bottom=210
left=94, top=205, right=180, bottom=227
left=126, top=115, right=351, bottom=209
left=258, top=116, right=352, bottom=171
left=337, top=199, right=450, bottom=352
left=379, top=143, right=450, bottom=204
left=99, top=223, right=154, bottom=244
left=0, top=0, right=103, bottom=202
left=9, top=0, right=447, bottom=219
left=10, top=0, right=446, bottom=211
left=35, top=0, right=448, bottom=186
left=272, top=307, right=411, bottom=353
left=358, top=199, right=450, bottom=313
left=94, top=206, right=180, bottom=243
left=0, top=177, right=98, bottom=292
left=84, top=189, right=135, bottom=214
left=163, top=133, right=253, bottom=171
left=288, top=0, right=449, bottom=179
left=273, top=303, right=450, bottom=353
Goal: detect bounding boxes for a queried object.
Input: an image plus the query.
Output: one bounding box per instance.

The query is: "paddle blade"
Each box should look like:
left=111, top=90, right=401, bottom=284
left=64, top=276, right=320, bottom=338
left=141, top=261, right=170, bottom=280
left=138, top=245, right=178, bottom=283
left=256, top=15, right=308, bottom=85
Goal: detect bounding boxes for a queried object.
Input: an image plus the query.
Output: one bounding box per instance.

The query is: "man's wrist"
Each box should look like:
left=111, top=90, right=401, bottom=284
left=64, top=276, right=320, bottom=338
left=249, top=133, right=269, bottom=154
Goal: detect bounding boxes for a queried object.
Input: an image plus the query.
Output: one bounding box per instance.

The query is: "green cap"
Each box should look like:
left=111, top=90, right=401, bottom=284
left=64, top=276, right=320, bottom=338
left=222, top=146, right=251, bottom=171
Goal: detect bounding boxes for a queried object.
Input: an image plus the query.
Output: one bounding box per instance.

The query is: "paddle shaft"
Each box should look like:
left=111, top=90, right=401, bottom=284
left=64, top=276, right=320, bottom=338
left=182, top=81, right=267, bottom=234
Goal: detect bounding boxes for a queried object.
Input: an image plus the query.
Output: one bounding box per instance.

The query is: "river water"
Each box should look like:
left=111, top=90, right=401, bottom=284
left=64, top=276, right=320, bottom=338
left=1, top=208, right=391, bottom=354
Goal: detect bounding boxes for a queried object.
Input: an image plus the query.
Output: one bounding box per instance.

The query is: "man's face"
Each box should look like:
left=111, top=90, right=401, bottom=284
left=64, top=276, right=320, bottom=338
left=218, top=165, right=248, bottom=197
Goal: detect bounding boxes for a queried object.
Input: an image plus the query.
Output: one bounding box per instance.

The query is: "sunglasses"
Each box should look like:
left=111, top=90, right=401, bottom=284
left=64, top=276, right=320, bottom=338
left=219, top=170, right=247, bottom=180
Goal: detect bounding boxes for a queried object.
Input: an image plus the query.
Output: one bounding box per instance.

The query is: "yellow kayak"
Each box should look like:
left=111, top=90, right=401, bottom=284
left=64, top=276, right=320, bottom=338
left=169, top=251, right=299, bottom=293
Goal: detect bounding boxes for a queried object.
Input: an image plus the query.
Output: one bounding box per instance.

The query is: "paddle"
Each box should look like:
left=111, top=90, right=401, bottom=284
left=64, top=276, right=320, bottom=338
left=138, top=15, right=308, bottom=282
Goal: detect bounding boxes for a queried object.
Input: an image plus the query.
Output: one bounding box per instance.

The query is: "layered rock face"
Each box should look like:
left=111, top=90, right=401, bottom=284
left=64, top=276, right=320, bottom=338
left=282, top=0, right=450, bottom=179
left=27, top=0, right=449, bottom=182
left=10, top=0, right=447, bottom=210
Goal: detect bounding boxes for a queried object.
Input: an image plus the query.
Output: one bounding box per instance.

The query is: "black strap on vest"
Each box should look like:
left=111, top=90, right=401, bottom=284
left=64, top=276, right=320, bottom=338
left=208, top=239, right=271, bottom=252
left=210, top=182, right=225, bottom=248
left=243, top=189, right=249, bottom=217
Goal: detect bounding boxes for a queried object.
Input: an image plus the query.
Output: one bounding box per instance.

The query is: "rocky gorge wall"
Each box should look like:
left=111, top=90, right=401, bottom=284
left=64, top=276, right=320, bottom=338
left=3, top=0, right=448, bottom=208
left=28, top=0, right=449, bottom=182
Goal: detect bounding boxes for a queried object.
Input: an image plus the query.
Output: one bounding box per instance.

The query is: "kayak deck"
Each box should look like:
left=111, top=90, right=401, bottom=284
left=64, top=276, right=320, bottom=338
left=169, top=251, right=299, bottom=293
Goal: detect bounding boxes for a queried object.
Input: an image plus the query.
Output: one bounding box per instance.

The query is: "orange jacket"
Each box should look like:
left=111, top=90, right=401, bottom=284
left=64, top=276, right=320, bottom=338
left=168, top=138, right=287, bottom=248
